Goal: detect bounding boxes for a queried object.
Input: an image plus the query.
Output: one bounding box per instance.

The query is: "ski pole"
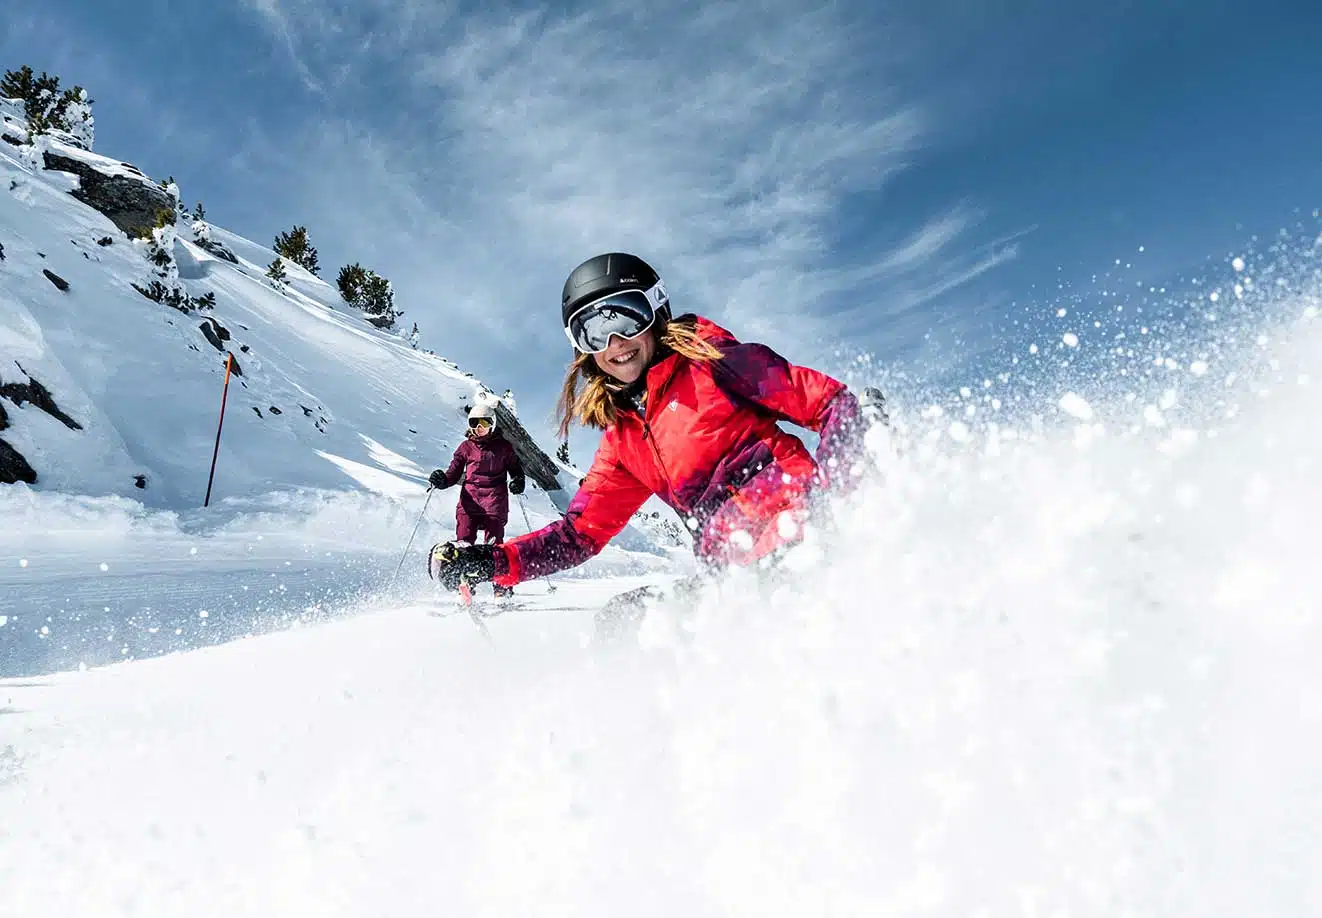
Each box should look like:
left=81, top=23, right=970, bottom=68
left=516, top=494, right=557, bottom=592
left=389, top=486, right=434, bottom=592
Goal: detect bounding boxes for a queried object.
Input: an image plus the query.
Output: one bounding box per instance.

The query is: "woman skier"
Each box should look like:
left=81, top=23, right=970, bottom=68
left=427, top=401, right=525, bottom=598
left=431, top=252, right=867, bottom=634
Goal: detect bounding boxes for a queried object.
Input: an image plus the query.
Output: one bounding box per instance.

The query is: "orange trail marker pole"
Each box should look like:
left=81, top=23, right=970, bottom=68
left=204, top=352, right=234, bottom=508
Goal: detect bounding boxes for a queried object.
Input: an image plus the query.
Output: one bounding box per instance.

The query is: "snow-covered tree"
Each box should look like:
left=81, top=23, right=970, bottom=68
left=501, top=388, right=518, bottom=417
left=192, top=216, right=213, bottom=246
left=131, top=219, right=197, bottom=312
left=274, top=225, right=319, bottom=275
left=0, top=66, right=56, bottom=135
left=2, top=68, right=95, bottom=145
left=556, top=440, right=570, bottom=464
left=266, top=257, right=288, bottom=287
left=149, top=223, right=179, bottom=288
left=19, top=132, right=45, bottom=170
left=61, top=86, right=93, bottom=149
left=407, top=322, right=420, bottom=348
left=159, top=176, right=185, bottom=218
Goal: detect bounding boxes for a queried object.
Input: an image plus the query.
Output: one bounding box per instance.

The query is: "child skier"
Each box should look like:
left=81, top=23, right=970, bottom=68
left=427, top=402, right=525, bottom=598
left=430, top=252, right=868, bottom=635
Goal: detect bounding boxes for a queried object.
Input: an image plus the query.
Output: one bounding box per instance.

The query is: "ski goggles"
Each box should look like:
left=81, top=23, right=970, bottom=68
left=563, top=281, right=667, bottom=354
left=468, top=416, right=494, bottom=429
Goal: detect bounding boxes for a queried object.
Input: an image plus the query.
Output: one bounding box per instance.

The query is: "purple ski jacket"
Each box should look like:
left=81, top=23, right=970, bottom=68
left=434, top=430, right=525, bottom=524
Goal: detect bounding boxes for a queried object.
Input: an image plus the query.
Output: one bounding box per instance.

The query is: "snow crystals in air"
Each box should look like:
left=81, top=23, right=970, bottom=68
left=1058, top=392, right=1094, bottom=420
left=1062, top=332, right=1080, bottom=348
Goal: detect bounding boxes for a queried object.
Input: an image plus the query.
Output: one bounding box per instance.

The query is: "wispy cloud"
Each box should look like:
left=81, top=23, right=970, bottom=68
left=238, top=0, right=324, bottom=92
left=235, top=0, right=1019, bottom=433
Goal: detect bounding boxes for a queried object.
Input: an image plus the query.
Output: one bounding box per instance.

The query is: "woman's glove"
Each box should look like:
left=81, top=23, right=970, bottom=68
left=427, top=541, right=498, bottom=592
left=428, top=469, right=449, bottom=489
left=509, top=475, right=525, bottom=496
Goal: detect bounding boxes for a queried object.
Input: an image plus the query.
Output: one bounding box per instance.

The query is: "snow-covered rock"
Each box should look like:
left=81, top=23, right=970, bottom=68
left=42, top=143, right=174, bottom=239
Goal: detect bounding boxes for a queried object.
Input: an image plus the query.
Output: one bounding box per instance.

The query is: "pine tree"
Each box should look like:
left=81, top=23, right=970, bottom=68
left=0, top=67, right=91, bottom=142
left=337, top=263, right=367, bottom=305
left=273, top=225, right=319, bottom=275
left=556, top=441, right=570, bottom=464
left=360, top=271, right=395, bottom=328
left=0, top=66, right=36, bottom=104
left=266, top=258, right=288, bottom=285
left=336, top=262, right=397, bottom=328
left=193, top=201, right=205, bottom=221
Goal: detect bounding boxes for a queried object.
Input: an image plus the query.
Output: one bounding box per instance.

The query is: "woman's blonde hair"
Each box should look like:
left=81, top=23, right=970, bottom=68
left=555, top=315, right=722, bottom=438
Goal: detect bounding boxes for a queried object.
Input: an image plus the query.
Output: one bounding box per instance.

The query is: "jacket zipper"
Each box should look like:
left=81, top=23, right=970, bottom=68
left=635, top=358, right=691, bottom=518
left=641, top=420, right=689, bottom=516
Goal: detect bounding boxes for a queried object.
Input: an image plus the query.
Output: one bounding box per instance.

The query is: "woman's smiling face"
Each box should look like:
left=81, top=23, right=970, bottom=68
left=592, top=329, right=656, bottom=384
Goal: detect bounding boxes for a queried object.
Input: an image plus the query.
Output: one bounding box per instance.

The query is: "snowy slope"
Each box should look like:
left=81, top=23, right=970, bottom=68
left=1, top=131, right=494, bottom=506
left=4, top=290, right=1322, bottom=914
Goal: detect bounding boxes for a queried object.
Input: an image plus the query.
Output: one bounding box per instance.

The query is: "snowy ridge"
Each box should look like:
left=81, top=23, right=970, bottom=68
left=1, top=123, right=488, bottom=505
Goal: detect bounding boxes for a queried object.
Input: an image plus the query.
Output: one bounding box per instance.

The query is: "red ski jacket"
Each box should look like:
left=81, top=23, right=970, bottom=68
left=493, top=315, right=862, bottom=586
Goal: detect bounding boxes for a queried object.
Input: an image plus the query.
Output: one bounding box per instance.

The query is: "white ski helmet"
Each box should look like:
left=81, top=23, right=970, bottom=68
left=468, top=402, right=497, bottom=431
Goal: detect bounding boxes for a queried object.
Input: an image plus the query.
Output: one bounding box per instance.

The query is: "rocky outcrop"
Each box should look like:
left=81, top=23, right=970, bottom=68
left=487, top=400, right=563, bottom=494
left=0, top=439, right=36, bottom=484
left=199, top=317, right=231, bottom=352
left=0, top=370, right=82, bottom=486
left=0, top=401, right=35, bottom=484
left=0, top=373, right=81, bottom=431
left=42, top=150, right=175, bottom=239
left=196, top=238, right=239, bottom=263
left=42, top=268, right=69, bottom=291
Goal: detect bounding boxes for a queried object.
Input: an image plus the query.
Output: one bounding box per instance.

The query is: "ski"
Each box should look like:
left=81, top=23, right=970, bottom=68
left=420, top=598, right=577, bottom=618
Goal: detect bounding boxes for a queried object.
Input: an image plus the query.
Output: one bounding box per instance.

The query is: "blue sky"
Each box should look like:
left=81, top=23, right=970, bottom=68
left=4, top=0, right=1320, bottom=454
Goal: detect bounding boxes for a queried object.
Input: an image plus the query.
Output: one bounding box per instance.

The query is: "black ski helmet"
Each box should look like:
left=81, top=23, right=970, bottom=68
left=560, top=253, right=670, bottom=328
